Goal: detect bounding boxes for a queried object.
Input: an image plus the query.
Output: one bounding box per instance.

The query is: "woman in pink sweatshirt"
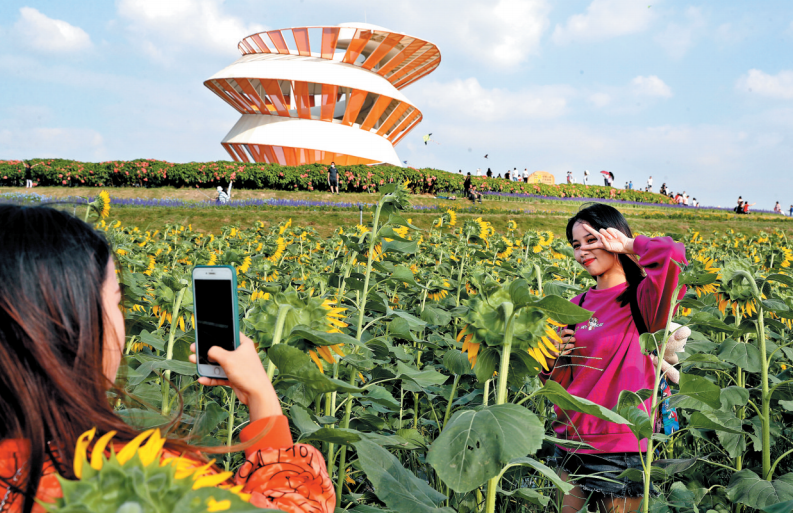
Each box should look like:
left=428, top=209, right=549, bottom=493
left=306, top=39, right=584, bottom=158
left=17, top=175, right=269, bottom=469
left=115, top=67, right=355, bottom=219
left=542, top=203, right=686, bottom=513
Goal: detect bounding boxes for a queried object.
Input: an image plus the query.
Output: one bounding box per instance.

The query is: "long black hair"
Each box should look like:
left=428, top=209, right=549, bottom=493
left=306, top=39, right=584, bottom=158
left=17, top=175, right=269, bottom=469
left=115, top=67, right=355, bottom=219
left=565, top=203, right=645, bottom=306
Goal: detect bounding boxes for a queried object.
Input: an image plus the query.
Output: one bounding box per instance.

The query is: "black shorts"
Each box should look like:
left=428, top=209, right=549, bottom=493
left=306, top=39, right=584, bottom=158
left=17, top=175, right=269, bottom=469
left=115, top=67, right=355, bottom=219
left=550, top=446, right=658, bottom=498
left=329, top=178, right=338, bottom=187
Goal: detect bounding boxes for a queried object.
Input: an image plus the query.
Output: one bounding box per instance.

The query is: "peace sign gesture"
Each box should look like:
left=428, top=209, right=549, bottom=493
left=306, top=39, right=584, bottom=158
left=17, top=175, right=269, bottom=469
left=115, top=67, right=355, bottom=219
left=579, top=224, right=635, bottom=255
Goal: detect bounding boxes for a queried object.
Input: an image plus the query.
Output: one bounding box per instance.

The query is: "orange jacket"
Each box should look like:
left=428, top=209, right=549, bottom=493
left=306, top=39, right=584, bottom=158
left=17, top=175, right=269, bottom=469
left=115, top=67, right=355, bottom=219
left=0, top=415, right=335, bottom=513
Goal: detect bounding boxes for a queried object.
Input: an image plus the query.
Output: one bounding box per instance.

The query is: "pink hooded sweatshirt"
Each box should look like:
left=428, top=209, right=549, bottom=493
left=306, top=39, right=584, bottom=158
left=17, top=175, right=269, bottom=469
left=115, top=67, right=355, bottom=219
left=541, top=235, right=686, bottom=454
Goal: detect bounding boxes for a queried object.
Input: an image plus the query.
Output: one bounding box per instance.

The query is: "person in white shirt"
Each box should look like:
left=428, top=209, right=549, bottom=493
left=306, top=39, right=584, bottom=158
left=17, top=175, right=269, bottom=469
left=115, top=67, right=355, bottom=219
left=523, top=169, right=529, bottom=183
left=583, top=170, right=589, bottom=185
left=216, top=186, right=230, bottom=204
left=647, top=176, right=653, bottom=191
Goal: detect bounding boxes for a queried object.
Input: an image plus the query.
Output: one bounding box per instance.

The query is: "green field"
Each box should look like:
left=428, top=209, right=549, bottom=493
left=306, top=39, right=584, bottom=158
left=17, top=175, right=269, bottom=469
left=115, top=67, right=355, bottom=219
left=5, top=186, right=790, bottom=237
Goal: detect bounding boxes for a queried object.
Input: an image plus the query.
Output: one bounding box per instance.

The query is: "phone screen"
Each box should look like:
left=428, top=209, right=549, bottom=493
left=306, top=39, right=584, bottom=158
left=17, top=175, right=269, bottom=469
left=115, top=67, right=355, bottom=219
left=193, top=278, right=236, bottom=365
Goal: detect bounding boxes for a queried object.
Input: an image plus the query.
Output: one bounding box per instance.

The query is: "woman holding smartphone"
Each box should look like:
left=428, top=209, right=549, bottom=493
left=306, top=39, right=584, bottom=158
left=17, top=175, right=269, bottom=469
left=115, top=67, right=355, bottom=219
left=541, top=203, right=686, bottom=513
left=0, top=205, right=335, bottom=513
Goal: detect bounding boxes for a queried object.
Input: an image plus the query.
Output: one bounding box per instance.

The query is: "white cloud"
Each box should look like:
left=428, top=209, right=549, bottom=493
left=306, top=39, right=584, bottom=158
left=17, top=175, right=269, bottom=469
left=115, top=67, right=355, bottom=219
left=631, top=75, right=672, bottom=98
left=413, top=77, right=573, bottom=122
left=352, top=0, right=549, bottom=69
left=737, top=69, right=793, bottom=100
left=654, top=6, right=705, bottom=59
left=116, top=0, right=267, bottom=59
left=552, top=0, right=656, bottom=45
left=588, top=92, right=612, bottom=108
left=0, top=126, right=105, bottom=160
left=459, top=0, right=550, bottom=67
left=12, top=7, right=92, bottom=53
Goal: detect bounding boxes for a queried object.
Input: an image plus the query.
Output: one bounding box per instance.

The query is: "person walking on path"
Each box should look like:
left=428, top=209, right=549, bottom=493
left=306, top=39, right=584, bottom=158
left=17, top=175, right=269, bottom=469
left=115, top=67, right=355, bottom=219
left=583, top=170, right=589, bottom=185
left=542, top=203, right=687, bottom=513
left=567, top=171, right=573, bottom=184
left=774, top=201, right=782, bottom=214
left=523, top=168, right=529, bottom=183
left=327, top=162, right=339, bottom=194
left=486, top=168, right=492, bottom=178
left=647, top=176, right=653, bottom=192
left=790, top=205, right=793, bottom=217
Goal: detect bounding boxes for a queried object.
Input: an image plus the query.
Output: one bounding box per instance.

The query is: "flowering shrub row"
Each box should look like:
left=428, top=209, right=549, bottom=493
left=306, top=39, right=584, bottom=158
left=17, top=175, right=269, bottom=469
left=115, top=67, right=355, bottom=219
left=0, top=159, right=676, bottom=204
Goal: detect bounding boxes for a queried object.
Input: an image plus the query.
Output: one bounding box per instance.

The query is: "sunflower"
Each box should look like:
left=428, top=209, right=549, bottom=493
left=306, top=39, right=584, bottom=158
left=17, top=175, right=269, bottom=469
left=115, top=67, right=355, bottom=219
left=363, top=243, right=384, bottom=263
left=394, top=225, right=409, bottom=238
left=143, top=255, right=156, bottom=276
left=236, top=256, right=251, bottom=274
left=91, top=190, right=111, bottom=219
left=465, top=282, right=478, bottom=296
left=278, top=219, right=292, bottom=235
left=690, top=255, right=721, bottom=297
left=250, top=290, right=270, bottom=301
left=474, top=217, right=494, bottom=239
left=71, top=428, right=250, bottom=511
left=538, top=231, right=554, bottom=247
left=445, top=209, right=457, bottom=226
left=781, top=248, right=793, bottom=268
left=427, top=279, right=452, bottom=301
left=526, top=318, right=564, bottom=372
left=309, top=344, right=346, bottom=373
left=457, top=325, right=482, bottom=368
left=322, top=299, right=349, bottom=333
left=507, top=220, right=517, bottom=232
left=267, top=237, right=287, bottom=263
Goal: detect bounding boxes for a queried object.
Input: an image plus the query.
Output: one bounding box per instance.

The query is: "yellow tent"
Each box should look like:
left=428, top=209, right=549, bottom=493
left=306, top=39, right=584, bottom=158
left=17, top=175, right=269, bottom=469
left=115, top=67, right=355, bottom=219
left=527, top=171, right=555, bottom=185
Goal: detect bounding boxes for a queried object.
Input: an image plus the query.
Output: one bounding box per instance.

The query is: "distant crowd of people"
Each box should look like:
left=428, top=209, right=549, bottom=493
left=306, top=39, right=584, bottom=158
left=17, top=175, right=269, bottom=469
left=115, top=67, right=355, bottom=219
left=736, top=196, right=793, bottom=216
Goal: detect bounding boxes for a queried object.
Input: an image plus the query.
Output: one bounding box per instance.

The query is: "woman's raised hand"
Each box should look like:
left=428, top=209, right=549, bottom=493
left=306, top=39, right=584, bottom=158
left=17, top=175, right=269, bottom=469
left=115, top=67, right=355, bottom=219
left=580, top=224, right=635, bottom=254
left=189, top=333, right=282, bottom=421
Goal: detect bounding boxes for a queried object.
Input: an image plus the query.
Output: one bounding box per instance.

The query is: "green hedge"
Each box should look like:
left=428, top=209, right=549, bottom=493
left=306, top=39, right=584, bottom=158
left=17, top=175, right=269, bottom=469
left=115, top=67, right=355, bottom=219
left=0, top=159, right=675, bottom=204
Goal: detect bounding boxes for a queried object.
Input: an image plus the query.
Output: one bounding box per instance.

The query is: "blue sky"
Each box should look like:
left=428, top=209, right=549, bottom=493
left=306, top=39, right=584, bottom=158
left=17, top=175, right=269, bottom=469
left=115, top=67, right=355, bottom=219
left=1, top=0, right=791, bottom=209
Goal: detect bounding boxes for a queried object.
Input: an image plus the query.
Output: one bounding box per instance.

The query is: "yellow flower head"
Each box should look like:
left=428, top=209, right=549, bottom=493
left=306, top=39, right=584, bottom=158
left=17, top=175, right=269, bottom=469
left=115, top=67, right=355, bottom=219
left=93, top=191, right=111, bottom=219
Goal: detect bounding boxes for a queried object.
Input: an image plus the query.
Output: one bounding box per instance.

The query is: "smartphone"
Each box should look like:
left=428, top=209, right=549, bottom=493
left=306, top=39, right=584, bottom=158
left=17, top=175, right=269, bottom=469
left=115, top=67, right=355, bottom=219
left=192, top=265, right=240, bottom=379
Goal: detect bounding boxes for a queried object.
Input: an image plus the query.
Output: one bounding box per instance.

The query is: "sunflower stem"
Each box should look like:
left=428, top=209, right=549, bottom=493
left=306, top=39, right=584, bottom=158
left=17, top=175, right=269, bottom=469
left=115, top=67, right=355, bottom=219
left=455, top=244, right=468, bottom=307
left=732, top=270, right=771, bottom=479
left=484, top=304, right=515, bottom=513
left=642, top=284, right=682, bottom=513
left=161, top=286, right=186, bottom=417
left=266, top=304, right=292, bottom=380
left=443, top=374, right=462, bottom=429
left=225, top=390, right=236, bottom=471
left=338, top=196, right=385, bottom=506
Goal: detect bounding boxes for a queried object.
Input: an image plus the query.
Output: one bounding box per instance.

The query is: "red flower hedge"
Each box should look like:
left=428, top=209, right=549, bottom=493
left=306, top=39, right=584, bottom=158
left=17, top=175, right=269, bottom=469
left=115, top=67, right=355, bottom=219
left=0, top=159, right=675, bottom=205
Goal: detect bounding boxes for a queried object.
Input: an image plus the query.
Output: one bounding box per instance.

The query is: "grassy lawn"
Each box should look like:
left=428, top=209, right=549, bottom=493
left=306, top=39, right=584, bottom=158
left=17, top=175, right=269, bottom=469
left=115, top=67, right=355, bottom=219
left=3, top=186, right=791, bottom=237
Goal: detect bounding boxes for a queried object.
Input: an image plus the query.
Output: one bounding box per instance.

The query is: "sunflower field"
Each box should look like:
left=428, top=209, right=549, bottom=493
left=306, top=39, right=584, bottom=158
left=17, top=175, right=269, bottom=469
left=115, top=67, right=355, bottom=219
left=88, top=183, right=793, bottom=513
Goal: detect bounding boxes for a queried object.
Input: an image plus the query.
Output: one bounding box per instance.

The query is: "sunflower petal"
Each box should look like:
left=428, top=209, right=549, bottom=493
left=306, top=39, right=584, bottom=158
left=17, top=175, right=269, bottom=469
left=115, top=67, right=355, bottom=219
left=116, top=429, right=155, bottom=465
left=90, top=430, right=117, bottom=470
left=73, top=428, right=96, bottom=478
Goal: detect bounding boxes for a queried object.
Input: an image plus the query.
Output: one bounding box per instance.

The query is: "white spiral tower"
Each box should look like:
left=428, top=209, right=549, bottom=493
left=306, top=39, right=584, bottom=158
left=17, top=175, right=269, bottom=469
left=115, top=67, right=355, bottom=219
left=204, top=23, right=441, bottom=166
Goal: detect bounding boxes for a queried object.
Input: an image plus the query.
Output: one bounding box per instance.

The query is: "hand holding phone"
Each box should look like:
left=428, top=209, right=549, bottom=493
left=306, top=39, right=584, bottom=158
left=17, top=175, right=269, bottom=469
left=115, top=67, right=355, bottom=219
left=192, top=265, right=240, bottom=379
left=189, top=334, right=282, bottom=421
